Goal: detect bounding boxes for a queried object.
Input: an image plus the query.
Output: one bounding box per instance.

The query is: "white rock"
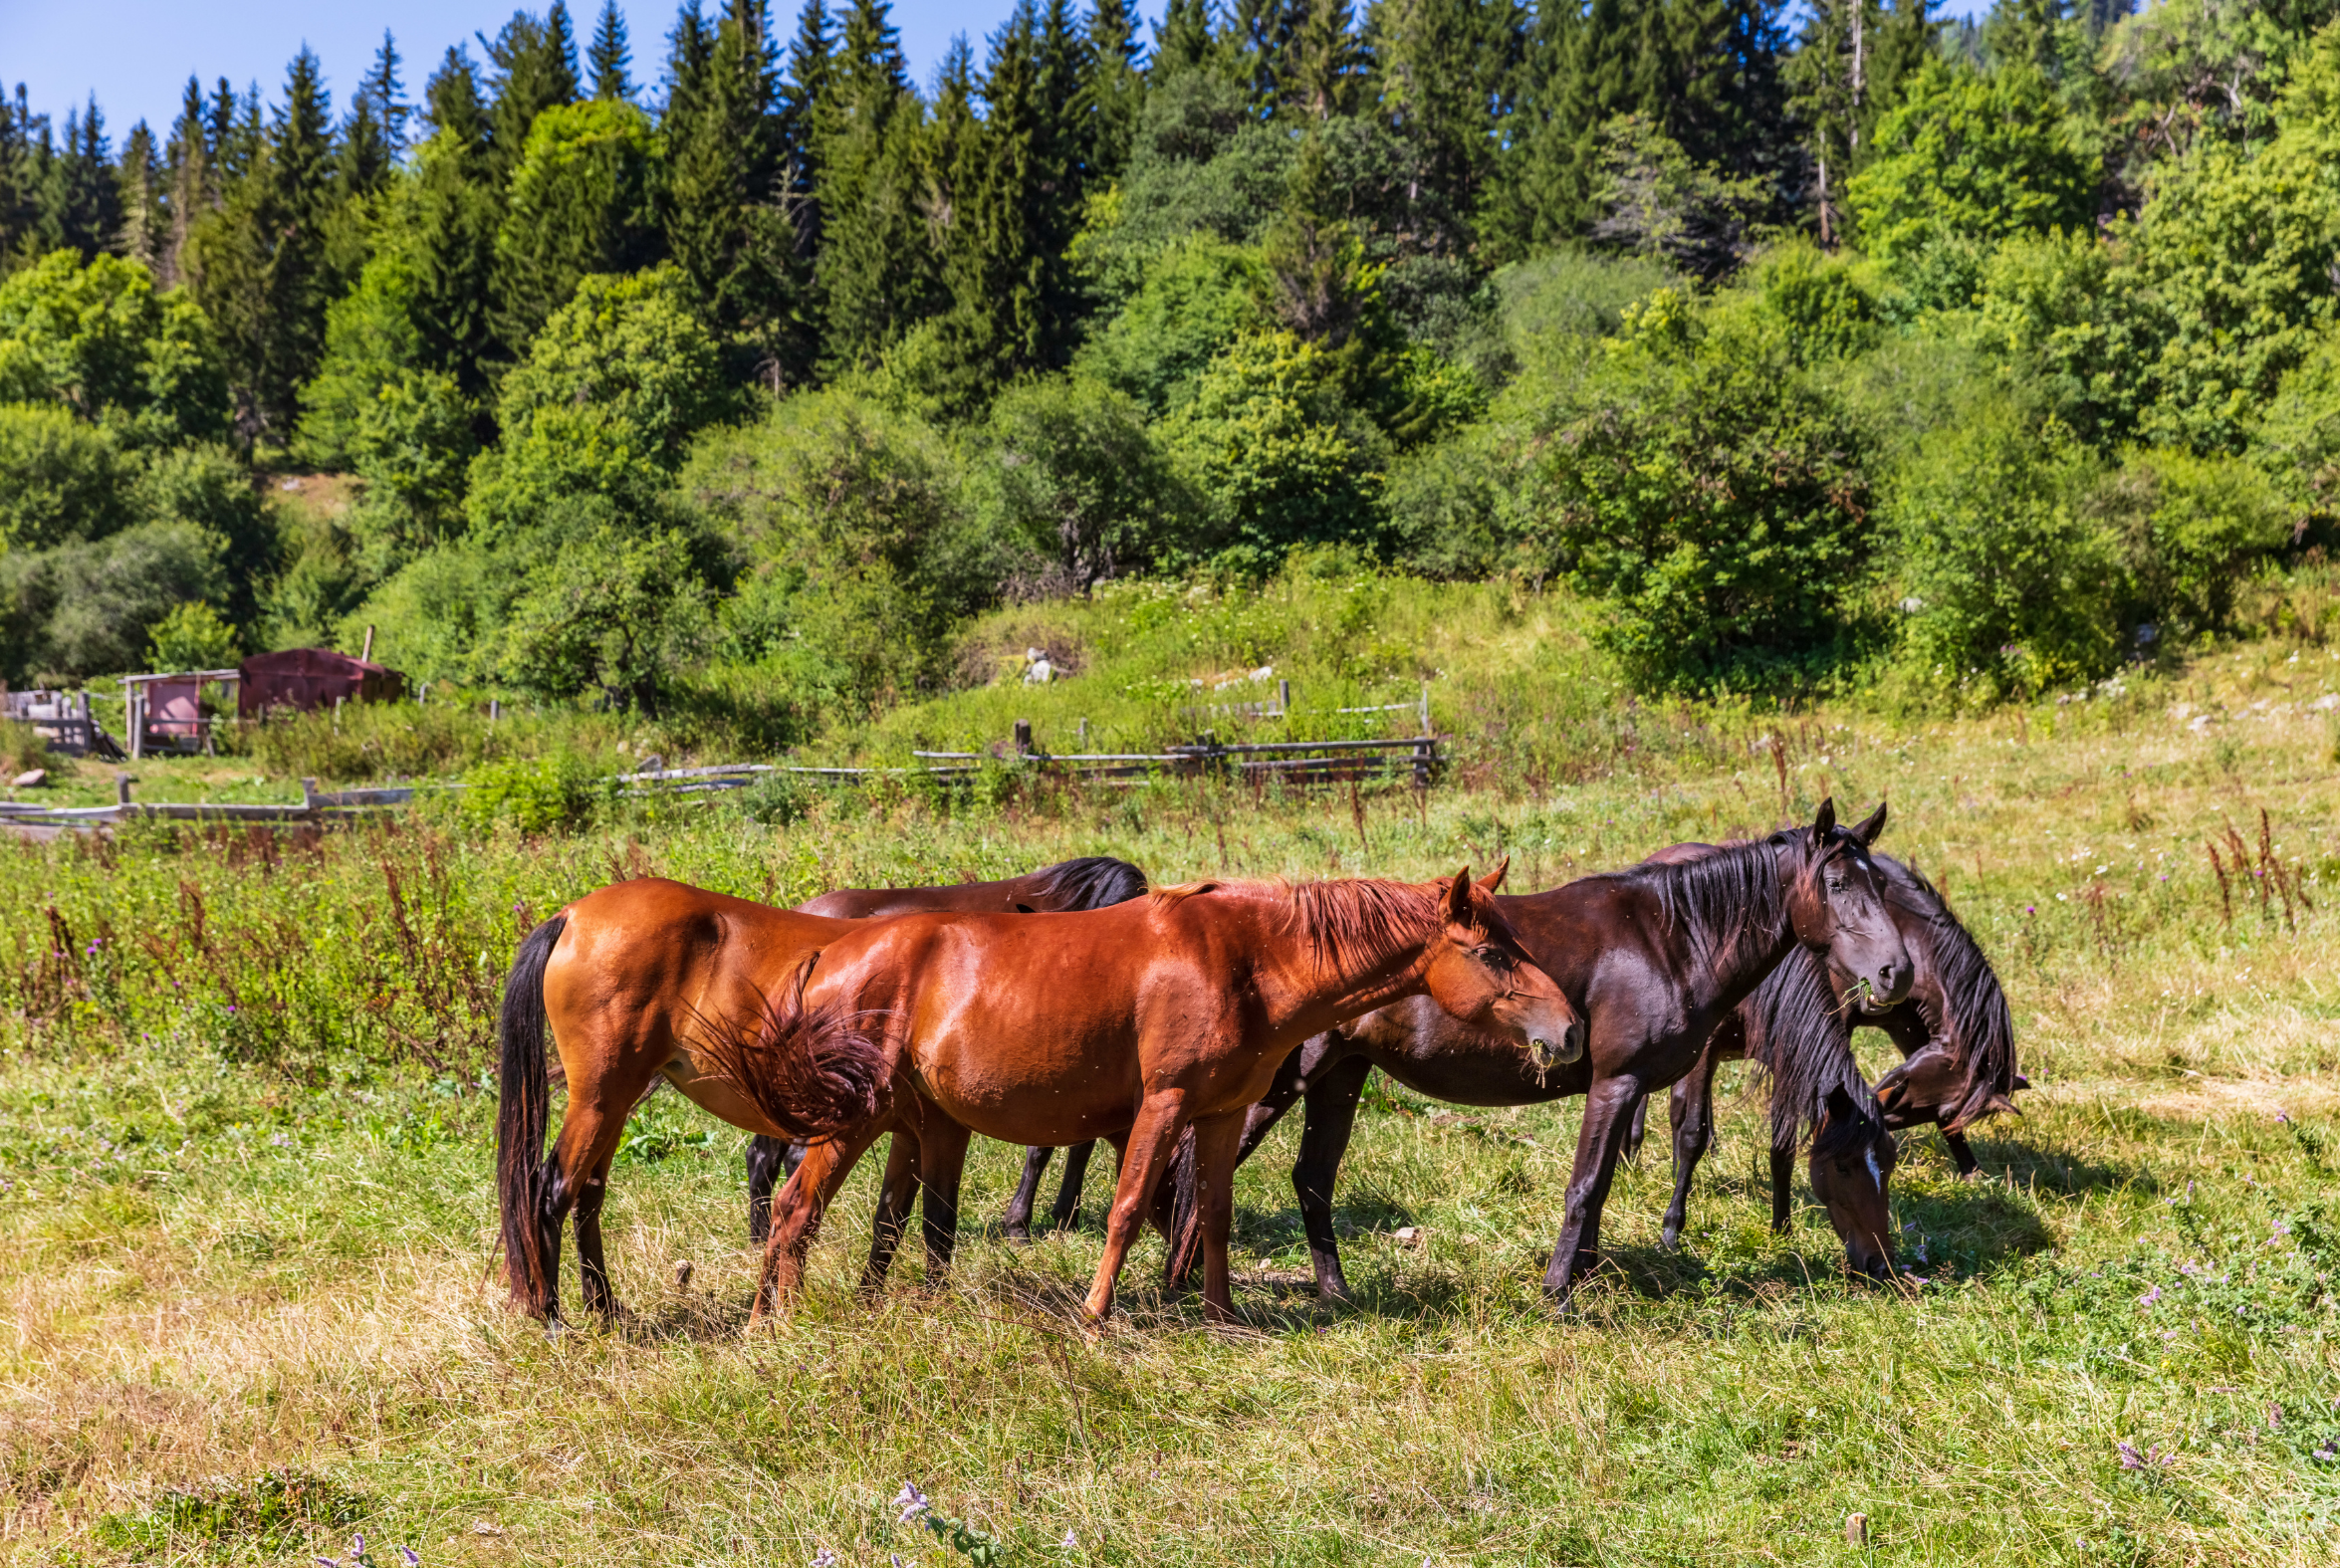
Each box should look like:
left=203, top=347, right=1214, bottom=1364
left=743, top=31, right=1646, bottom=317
left=11, top=769, right=45, bottom=788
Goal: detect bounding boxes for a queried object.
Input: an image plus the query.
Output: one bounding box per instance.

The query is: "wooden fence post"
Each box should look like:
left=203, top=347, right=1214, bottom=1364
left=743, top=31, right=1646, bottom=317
left=1013, top=719, right=1033, bottom=756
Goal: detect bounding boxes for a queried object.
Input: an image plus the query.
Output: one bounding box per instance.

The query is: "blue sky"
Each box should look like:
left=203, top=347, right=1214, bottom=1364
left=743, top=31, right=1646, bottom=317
left=3, top=0, right=1994, bottom=139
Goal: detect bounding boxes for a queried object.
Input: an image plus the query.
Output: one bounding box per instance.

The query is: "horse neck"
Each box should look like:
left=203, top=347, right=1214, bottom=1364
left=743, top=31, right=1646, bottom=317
left=1662, top=846, right=1802, bottom=1020
left=1257, top=884, right=1449, bottom=1040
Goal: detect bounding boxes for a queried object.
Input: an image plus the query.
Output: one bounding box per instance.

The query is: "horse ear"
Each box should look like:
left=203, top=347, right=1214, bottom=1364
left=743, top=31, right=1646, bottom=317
left=1810, top=796, right=1838, bottom=837
left=1478, top=856, right=1511, bottom=895
left=1445, top=866, right=1475, bottom=926
left=1850, top=799, right=1888, bottom=846
left=1823, top=1084, right=1861, bottom=1125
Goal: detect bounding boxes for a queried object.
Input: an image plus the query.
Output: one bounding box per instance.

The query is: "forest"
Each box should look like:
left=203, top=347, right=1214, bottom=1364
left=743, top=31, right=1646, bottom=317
left=2, top=0, right=2338, bottom=744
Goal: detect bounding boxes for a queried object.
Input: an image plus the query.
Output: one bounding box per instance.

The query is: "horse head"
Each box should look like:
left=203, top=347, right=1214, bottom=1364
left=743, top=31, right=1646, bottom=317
left=1773, top=799, right=1913, bottom=1011
left=1421, top=862, right=1585, bottom=1071
left=1804, top=1083, right=1899, bottom=1281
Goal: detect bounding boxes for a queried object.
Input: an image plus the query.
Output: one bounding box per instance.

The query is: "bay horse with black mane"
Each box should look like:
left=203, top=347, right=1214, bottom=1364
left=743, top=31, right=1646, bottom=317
left=1165, top=801, right=1912, bottom=1308
left=703, top=868, right=1581, bottom=1324
left=496, top=881, right=885, bottom=1324
left=743, top=856, right=1150, bottom=1245
left=1644, top=849, right=2021, bottom=1242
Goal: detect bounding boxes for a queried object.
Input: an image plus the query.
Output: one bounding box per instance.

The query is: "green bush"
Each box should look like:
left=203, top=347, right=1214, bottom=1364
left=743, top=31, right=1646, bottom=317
left=0, top=521, right=228, bottom=683
left=460, top=751, right=610, bottom=834
left=1889, top=399, right=2121, bottom=696
left=0, top=403, right=128, bottom=549
left=0, top=249, right=230, bottom=446
left=2094, top=448, right=2294, bottom=634
left=146, top=600, right=239, bottom=671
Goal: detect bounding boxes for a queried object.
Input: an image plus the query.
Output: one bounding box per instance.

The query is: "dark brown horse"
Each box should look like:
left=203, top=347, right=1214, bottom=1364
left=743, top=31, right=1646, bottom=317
left=743, top=857, right=1150, bottom=1245
left=1646, top=850, right=2020, bottom=1241
left=706, top=870, right=1582, bottom=1323
left=496, top=881, right=886, bottom=1323
left=1164, top=802, right=1911, bottom=1308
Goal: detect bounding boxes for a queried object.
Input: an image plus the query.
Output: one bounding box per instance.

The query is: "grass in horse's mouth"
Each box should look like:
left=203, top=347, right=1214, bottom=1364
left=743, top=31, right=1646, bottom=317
left=0, top=639, right=2336, bottom=1562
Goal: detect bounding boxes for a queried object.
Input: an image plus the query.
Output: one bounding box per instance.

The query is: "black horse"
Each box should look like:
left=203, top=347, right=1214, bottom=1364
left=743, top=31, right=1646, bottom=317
left=1642, top=850, right=2021, bottom=1238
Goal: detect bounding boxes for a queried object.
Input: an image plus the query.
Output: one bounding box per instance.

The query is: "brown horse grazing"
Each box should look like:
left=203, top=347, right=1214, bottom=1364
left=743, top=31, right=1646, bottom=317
left=496, top=880, right=889, bottom=1323
left=1647, top=850, right=2020, bottom=1241
left=1164, top=801, right=1911, bottom=1309
left=702, top=869, right=1582, bottom=1324
left=742, top=856, right=1150, bottom=1245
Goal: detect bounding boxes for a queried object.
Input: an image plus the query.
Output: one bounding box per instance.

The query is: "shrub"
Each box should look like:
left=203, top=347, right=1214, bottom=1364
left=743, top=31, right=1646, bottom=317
left=0, top=249, right=229, bottom=446
left=496, top=523, right=712, bottom=710
left=460, top=751, right=609, bottom=833
left=146, top=600, right=240, bottom=671
left=0, top=403, right=127, bottom=549
left=2093, top=448, right=2294, bottom=634
left=1889, top=399, right=2121, bottom=695
left=0, top=521, right=227, bottom=683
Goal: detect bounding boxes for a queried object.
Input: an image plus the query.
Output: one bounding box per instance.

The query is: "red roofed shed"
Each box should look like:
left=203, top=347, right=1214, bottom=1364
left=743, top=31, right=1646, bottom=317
left=238, top=648, right=406, bottom=718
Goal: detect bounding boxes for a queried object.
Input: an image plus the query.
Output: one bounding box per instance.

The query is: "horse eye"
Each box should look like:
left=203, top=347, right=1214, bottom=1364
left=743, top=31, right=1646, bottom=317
left=1475, top=945, right=1514, bottom=970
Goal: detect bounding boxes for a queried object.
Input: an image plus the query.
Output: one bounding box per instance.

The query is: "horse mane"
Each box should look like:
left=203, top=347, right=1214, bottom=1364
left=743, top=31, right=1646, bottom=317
left=1744, top=952, right=1883, bottom=1158
left=1885, top=856, right=2018, bottom=1127
left=1023, top=855, right=1149, bottom=912
left=1616, top=837, right=1786, bottom=973
left=1150, top=877, right=1465, bottom=982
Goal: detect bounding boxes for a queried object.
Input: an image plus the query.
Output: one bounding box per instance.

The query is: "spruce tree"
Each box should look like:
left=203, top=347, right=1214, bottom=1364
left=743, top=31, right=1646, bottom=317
left=187, top=49, right=342, bottom=437
left=163, top=77, right=212, bottom=286
left=1229, top=0, right=1302, bottom=108
left=410, top=47, right=504, bottom=396
left=360, top=32, right=413, bottom=148
left=481, top=6, right=584, bottom=192
left=590, top=0, right=636, bottom=100
left=1369, top=0, right=1522, bottom=240
left=815, top=0, right=934, bottom=370
left=1787, top=0, right=1928, bottom=244
left=779, top=0, right=834, bottom=282
left=117, top=120, right=166, bottom=275
left=668, top=0, right=813, bottom=381
left=1152, top=0, right=1217, bottom=80
left=0, top=87, right=46, bottom=265
left=1288, top=0, right=1368, bottom=117
left=39, top=100, right=122, bottom=262
left=945, top=3, right=1048, bottom=383
left=1084, top=0, right=1146, bottom=179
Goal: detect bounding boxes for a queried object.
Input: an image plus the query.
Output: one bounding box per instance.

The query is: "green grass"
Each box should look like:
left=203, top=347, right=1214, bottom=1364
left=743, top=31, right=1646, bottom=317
left=2, top=634, right=2339, bottom=1564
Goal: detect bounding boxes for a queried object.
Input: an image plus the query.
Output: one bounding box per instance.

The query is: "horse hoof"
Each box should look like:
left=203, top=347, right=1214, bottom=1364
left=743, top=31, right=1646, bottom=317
left=1659, top=1230, right=1683, bottom=1251
left=1005, top=1227, right=1032, bottom=1244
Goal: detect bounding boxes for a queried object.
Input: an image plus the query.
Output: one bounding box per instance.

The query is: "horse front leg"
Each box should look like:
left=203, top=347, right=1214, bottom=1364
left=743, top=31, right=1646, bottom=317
left=1942, top=1129, right=1982, bottom=1178
left=1769, top=1144, right=1797, bottom=1233
left=745, top=1134, right=796, bottom=1246
left=1004, top=1145, right=1055, bottom=1241
left=1540, top=1073, right=1644, bottom=1312
left=1289, top=1053, right=1372, bottom=1302
left=1083, top=1091, right=1192, bottom=1322
left=861, top=1131, right=920, bottom=1296
left=916, top=1116, right=974, bottom=1283
left=1188, top=1110, right=1250, bottom=1323
left=1620, top=1093, right=1649, bottom=1163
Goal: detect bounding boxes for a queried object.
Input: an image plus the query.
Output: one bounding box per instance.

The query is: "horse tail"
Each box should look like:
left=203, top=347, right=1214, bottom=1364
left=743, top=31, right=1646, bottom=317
left=1161, top=1127, right=1204, bottom=1289
left=688, top=956, right=889, bottom=1143
left=498, top=914, right=567, bottom=1311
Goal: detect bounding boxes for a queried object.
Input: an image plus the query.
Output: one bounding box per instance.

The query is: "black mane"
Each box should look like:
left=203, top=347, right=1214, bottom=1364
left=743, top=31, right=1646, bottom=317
left=1023, top=855, right=1149, bottom=912
left=1884, top=856, right=2018, bottom=1126
left=1744, top=952, right=1884, bottom=1158
left=1618, top=837, right=1787, bottom=975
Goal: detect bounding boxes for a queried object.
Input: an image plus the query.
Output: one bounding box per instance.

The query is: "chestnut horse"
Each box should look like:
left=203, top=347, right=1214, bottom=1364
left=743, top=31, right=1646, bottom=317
left=496, top=881, right=886, bottom=1323
left=1164, top=801, right=1911, bottom=1307
left=743, top=856, right=1150, bottom=1244
left=704, top=869, right=1581, bottom=1324
left=1645, top=850, right=2020, bottom=1241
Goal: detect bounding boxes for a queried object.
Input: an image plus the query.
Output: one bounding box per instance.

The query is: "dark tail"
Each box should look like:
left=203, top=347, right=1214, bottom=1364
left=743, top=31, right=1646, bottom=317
left=688, top=957, right=889, bottom=1144
left=498, top=915, right=567, bottom=1312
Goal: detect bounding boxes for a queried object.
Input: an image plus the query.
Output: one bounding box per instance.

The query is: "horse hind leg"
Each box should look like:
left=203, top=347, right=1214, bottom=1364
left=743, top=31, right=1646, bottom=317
left=1004, top=1145, right=1054, bottom=1241
left=1290, top=1054, right=1372, bottom=1303
left=1661, top=1053, right=1723, bottom=1250
left=1942, top=1129, right=1982, bottom=1178
left=1049, top=1141, right=1096, bottom=1232
left=575, top=1147, right=621, bottom=1321
left=745, top=1134, right=795, bottom=1246
left=915, top=1117, right=975, bottom=1285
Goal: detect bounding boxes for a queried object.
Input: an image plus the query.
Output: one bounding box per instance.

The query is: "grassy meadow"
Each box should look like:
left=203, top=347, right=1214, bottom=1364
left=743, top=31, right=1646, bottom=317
left=4, top=613, right=2340, bottom=1564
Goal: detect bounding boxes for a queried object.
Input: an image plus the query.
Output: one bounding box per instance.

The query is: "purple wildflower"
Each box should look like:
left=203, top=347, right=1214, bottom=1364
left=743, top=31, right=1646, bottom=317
left=2138, top=1284, right=2161, bottom=1307
left=894, top=1481, right=931, bottom=1524
left=810, top=1550, right=838, bottom=1568
left=399, top=1550, right=420, bottom=1567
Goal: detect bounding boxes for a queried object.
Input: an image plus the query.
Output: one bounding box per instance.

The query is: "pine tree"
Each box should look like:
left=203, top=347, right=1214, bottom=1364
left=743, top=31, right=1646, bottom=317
left=815, top=0, right=933, bottom=370
left=943, top=3, right=1049, bottom=382
left=187, top=49, right=343, bottom=437
left=1083, top=0, right=1146, bottom=178
left=1288, top=0, right=1368, bottom=117
left=116, top=120, right=166, bottom=274
left=0, top=86, right=46, bottom=264
left=410, top=47, right=504, bottom=396
left=779, top=0, right=834, bottom=273
left=481, top=5, right=583, bottom=191
left=1229, top=0, right=1302, bottom=108
left=39, top=100, right=123, bottom=262
left=668, top=0, right=813, bottom=381
left=163, top=78, right=213, bottom=286
left=1369, top=0, right=1523, bottom=244
left=590, top=0, right=636, bottom=100
left=1152, top=0, right=1217, bottom=81
left=1787, top=0, right=1929, bottom=244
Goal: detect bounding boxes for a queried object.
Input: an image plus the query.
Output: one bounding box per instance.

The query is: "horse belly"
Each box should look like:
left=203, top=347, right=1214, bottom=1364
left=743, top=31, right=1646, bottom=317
left=910, top=1006, right=1143, bottom=1148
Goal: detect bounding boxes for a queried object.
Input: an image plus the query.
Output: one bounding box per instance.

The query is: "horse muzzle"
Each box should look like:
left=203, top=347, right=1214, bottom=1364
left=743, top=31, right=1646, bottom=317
left=1527, top=1015, right=1586, bottom=1072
